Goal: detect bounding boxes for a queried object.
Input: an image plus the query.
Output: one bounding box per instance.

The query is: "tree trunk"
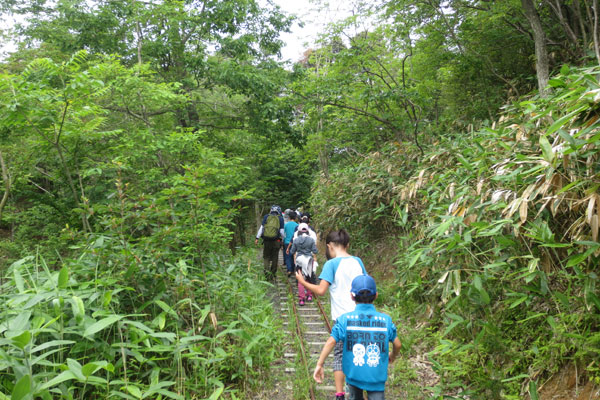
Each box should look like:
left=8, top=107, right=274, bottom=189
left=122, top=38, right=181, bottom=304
left=522, top=0, right=551, bottom=96
left=546, top=0, right=581, bottom=55
left=54, top=102, right=91, bottom=232
left=573, top=0, right=589, bottom=50
left=593, top=0, right=600, bottom=64
left=0, top=150, right=11, bottom=222
left=315, top=54, right=329, bottom=179
left=317, top=116, right=329, bottom=179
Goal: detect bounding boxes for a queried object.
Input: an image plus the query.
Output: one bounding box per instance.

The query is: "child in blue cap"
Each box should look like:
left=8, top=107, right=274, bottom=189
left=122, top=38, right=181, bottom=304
left=313, top=274, right=402, bottom=400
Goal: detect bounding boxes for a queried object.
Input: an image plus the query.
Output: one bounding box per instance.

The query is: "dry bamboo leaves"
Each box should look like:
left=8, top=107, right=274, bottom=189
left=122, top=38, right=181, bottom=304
left=476, top=179, right=484, bottom=196
left=519, top=198, right=528, bottom=223
left=585, top=194, right=600, bottom=241
left=586, top=194, right=596, bottom=224
left=391, top=100, right=599, bottom=244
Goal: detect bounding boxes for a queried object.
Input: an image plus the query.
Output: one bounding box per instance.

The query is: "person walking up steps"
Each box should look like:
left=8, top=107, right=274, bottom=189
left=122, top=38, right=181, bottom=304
left=255, top=205, right=284, bottom=281
left=296, top=229, right=366, bottom=400
left=290, top=222, right=318, bottom=305
left=283, top=211, right=299, bottom=277
left=313, top=274, right=402, bottom=400
left=285, top=214, right=317, bottom=257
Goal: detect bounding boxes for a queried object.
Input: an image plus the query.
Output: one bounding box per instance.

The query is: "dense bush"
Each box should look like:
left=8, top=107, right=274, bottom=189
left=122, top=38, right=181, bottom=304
left=0, top=244, right=280, bottom=399
left=310, top=64, right=600, bottom=397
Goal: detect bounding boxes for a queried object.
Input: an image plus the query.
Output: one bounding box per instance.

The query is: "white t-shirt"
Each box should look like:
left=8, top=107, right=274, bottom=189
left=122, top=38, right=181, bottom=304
left=318, top=256, right=367, bottom=321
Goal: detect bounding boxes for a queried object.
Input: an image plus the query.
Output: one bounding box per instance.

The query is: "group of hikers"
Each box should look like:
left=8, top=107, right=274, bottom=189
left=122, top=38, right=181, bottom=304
left=255, top=205, right=402, bottom=400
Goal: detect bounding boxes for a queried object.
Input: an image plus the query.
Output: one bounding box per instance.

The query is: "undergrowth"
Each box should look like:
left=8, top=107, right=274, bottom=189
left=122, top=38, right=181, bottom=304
left=311, top=64, right=600, bottom=398
left=0, top=245, right=281, bottom=399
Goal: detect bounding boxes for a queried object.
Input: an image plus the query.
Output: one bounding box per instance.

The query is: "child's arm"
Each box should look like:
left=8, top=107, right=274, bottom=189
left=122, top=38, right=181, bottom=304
left=313, top=336, right=337, bottom=383
left=389, top=337, right=402, bottom=363
left=296, top=272, right=330, bottom=295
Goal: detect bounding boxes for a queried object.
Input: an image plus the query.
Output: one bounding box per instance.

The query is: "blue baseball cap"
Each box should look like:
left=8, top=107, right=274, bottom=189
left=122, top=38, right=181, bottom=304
left=351, top=274, right=377, bottom=296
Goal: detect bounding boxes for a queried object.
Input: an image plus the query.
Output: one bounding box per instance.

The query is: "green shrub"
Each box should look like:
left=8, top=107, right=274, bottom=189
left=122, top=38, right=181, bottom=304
left=0, top=245, right=280, bottom=399
left=310, top=64, right=600, bottom=396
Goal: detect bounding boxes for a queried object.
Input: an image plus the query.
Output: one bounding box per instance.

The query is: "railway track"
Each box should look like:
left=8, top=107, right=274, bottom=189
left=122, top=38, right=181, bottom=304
left=273, top=263, right=337, bottom=400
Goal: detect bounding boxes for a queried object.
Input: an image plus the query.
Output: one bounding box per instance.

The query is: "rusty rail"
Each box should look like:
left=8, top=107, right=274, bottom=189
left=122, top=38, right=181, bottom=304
left=286, top=279, right=317, bottom=400
left=315, top=298, right=332, bottom=333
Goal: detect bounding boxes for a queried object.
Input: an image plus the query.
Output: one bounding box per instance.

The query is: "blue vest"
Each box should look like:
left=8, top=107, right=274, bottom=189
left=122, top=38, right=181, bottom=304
left=331, top=303, right=398, bottom=392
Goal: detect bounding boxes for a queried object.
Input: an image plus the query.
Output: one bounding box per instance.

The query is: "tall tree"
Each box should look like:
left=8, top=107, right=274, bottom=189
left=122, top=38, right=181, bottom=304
left=521, top=0, right=550, bottom=95
left=3, top=0, right=296, bottom=139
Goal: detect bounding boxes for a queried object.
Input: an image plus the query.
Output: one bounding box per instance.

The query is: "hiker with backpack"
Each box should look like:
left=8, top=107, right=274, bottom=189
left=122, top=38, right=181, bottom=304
left=290, top=222, right=318, bottom=305
left=255, top=205, right=285, bottom=281
left=285, top=215, right=318, bottom=280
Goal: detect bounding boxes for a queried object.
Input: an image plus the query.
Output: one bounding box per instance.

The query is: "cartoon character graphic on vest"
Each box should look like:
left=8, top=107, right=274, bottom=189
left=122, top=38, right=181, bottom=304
left=366, top=343, right=380, bottom=367
left=352, top=343, right=365, bottom=366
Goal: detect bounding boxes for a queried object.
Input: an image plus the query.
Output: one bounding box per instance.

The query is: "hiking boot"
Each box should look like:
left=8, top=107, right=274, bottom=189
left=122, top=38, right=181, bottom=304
left=335, top=394, right=345, bottom=400
left=307, top=295, right=313, bottom=302
left=299, top=299, right=305, bottom=306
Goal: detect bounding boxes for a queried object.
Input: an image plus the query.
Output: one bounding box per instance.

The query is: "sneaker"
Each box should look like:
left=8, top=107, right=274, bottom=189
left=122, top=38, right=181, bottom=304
left=299, top=299, right=305, bottom=306
left=307, top=295, right=313, bottom=302
left=335, top=395, right=345, bottom=400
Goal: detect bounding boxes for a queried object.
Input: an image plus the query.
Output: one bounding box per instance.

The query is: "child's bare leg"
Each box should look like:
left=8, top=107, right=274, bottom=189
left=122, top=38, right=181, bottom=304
left=334, top=370, right=344, bottom=393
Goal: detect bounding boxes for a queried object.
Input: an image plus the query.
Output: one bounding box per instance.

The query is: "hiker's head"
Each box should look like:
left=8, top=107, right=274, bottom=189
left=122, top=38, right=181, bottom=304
left=301, top=215, right=310, bottom=224
left=325, top=229, right=350, bottom=259
left=289, top=211, right=297, bottom=221
left=298, top=223, right=309, bottom=234
left=270, top=205, right=281, bottom=215
left=350, top=274, right=377, bottom=304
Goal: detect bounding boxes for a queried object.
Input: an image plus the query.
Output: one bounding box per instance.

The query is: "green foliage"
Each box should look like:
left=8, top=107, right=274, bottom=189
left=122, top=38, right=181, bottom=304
left=311, top=64, right=600, bottom=396
left=0, top=52, right=307, bottom=254
left=4, top=0, right=600, bottom=397
left=0, top=50, right=291, bottom=398
left=0, top=247, right=280, bottom=399
left=310, top=144, right=419, bottom=247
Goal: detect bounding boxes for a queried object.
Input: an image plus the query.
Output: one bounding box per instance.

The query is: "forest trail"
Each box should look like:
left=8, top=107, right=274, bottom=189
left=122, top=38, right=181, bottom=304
left=251, top=249, right=442, bottom=400
left=248, top=249, right=600, bottom=400
left=252, top=250, right=335, bottom=399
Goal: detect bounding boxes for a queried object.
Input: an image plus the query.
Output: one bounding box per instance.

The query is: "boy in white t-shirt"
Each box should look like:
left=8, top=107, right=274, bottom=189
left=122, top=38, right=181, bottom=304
left=296, top=229, right=366, bottom=400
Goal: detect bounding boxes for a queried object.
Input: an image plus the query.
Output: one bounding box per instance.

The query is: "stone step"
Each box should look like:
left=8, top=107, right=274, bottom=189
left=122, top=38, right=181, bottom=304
left=316, top=385, right=336, bottom=392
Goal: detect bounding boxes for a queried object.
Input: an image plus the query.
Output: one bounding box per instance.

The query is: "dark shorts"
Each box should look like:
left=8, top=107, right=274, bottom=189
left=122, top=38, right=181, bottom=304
left=347, top=384, right=384, bottom=400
